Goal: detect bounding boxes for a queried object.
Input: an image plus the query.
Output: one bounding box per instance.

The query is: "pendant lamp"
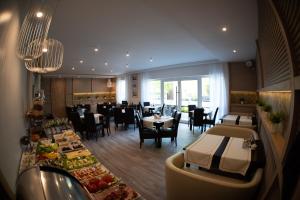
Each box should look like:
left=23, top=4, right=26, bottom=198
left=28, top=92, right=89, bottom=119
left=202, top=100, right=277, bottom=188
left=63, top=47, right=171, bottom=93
left=16, top=5, right=52, bottom=61
left=25, top=38, right=64, bottom=73
left=107, top=78, right=112, bottom=88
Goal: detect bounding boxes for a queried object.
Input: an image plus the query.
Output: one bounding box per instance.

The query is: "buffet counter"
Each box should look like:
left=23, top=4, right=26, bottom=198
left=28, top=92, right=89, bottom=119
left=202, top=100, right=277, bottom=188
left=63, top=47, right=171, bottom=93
left=19, top=119, right=141, bottom=200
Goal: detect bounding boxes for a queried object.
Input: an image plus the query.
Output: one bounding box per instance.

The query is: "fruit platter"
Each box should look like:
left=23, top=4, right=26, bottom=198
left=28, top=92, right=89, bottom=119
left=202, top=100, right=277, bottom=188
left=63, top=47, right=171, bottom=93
left=83, top=173, right=119, bottom=193
left=52, top=155, right=98, bottom=170
left=71, top=164, right=108, bottom=181
left=36, top=140, right=59, bottom=161
left=92, top=183, right=140, bottom=200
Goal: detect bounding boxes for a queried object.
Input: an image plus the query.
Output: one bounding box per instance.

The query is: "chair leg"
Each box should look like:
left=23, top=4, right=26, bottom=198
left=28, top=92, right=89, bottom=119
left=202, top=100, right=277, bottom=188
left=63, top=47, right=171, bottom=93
left=193, top=125, right=194, bottom=134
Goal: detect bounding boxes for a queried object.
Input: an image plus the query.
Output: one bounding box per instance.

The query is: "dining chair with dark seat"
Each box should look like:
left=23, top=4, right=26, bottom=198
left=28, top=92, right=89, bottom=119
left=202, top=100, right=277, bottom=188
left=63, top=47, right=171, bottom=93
left=192, top=108, right=205, bottom=134
left=188, top=105, right=197, bottom=127
left=114, top=107, right=125, bottom=129
left=103, top=115, right=111, bottom=135
left=135, top=115, right=157, bottom=148
left=204, top=107, right=219, bottom=130
left=69, top=111, right=86, bottom=138
left=160, top=112, right=182, bottom=146
left=125, top=107, right=136, bottom=130
left=84, top=112, right=104, bottom=141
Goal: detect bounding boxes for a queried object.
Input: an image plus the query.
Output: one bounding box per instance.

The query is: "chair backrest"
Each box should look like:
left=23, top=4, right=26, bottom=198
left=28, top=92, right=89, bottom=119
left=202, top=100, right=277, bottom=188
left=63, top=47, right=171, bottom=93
left=84, top=112, right=96, bottom=131
left=114, top=107, right=124, bottom=123
left=135, top=115, right=143, bottom=135
left=122, top=101, right=128, bottom=105
left=212, top=107, right=219, bottom=125
left=69, top=111, right=82, bottom=132
left=188, top=105, right=197, bottom=112
left=161, top=104, right=165, bottom=115
left=143, top=102, right=150, bottom=106
left=125, top=107, right=135, bottom=123
left=172, top=110, right=177, bottom=118
left=193, top=108, right=204, bottom=125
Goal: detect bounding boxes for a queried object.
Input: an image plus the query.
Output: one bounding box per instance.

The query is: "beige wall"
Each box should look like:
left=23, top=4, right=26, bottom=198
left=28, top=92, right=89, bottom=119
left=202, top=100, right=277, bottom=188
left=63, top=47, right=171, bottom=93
left=0, top=1, right=28, bottom=195
left=41, top=77, right=116, bottom=115
left=229, top=62, right=257, bottom=91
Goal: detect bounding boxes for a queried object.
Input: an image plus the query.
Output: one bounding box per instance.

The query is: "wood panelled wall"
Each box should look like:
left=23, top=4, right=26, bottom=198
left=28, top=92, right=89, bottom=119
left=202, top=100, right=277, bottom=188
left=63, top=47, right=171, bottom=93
left=256, top=0, right=300, bottom=199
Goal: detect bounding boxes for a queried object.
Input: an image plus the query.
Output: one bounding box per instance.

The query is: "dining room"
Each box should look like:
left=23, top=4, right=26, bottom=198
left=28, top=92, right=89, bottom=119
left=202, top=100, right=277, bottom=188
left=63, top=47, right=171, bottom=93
left=0, top=0, right=300, bottom=200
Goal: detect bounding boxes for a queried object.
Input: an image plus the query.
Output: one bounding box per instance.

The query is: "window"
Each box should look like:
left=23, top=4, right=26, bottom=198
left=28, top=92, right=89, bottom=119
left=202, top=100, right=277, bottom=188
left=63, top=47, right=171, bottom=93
left=201, top=77, right=211, bottom=108
left=116, top=79, right=126, bottom=103
left=149, top=80, right=161, bottom=105
left=164, top=81, right=178, bottom=105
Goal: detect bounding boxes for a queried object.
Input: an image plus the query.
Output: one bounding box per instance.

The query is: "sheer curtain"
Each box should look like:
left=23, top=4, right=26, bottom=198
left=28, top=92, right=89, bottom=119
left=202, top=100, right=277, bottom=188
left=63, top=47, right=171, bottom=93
left=140, top=72, right=150, bottom=104
left=116, top=76, right=128, bottom=104
left=209, top=63, right=229, bottom=119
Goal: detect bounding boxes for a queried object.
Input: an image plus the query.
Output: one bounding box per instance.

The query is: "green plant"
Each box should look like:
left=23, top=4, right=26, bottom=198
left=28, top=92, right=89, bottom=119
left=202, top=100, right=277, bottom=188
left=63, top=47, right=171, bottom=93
left=257, top=99, right=265, bottom=107
left=263, top=104, right=272, bottom=112
left=269, top=112, right=284, bottom=124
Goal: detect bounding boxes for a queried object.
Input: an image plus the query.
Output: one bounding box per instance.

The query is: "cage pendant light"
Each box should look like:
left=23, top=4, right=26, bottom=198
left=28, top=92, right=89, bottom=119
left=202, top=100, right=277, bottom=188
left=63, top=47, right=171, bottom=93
left=16, top=5, right=52, bottom=61
left=25, top=38, right=64, bottom=73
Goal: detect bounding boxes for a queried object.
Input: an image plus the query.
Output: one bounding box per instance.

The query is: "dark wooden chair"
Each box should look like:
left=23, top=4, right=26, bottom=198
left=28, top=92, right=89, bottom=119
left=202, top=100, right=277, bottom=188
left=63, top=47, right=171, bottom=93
left=135, top=115, right=157, bottom=148
left=125, top=107, right=136, bottom=130
left=160, top=112, right=182, bottom=146
left=103, top=115, right=111, bottom=135
left=204, top=107, right=219, bottom=130
left=84, top=112, right=104, bottom=141
left=192, top=108, right=205, bottom=134
left=69, top=111, right=86, bottom=138
left=155, top=104, right=165, bottom=116
left=114, top=107, right=125, bottom=129
left=188, top=105, right=197, bottom=127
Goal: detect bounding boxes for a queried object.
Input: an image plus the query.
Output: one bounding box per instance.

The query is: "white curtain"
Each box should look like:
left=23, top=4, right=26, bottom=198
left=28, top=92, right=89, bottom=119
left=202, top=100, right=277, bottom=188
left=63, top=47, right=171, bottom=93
left=209, top=63, right=229, bottom=120
left=116, top=76, right=126, bottom=104
left=140, top=72, right=150, bottom=104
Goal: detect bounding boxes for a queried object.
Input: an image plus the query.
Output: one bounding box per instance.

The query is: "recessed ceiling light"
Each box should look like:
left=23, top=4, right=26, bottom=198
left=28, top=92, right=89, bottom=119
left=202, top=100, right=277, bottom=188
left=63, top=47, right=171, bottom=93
left=126, top=52, right=130, bottom=57
left=94, top=48, right=99, bottom=52
left=42, top=48, right=48, bottom=53
left=126, top=64, right=129, bottom=68
left=36, top=11, right=43, bottom=18
left=72, top=67, right=75, bottom=70
left=233, top=49, right=237, bottom=53
left=79, top=60, right=83, bottom=64
left=91, top=68, right=95, bottom=71
left=221, top=26, right=227, bottom=32
left=105, top=62, right=108, bottom=66
left=150, top=57, right=153, bottom=62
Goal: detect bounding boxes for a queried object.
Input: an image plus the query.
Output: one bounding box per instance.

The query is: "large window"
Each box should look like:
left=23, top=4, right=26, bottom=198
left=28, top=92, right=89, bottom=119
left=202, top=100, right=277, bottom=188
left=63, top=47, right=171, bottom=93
left=164, top=81, right=178, bottom=105
left=149, top=80, right=161, bottom=105
left=201, top=77, right=211, bottom=108
left=117, top=79, right=126, bottom=103
left=181, top=80, right=198, bottom=106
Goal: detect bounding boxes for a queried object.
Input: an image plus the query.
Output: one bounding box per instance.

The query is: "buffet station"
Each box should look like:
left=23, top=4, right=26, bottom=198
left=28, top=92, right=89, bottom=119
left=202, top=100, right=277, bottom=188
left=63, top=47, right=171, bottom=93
left=18, top=118, right=141, bottom=200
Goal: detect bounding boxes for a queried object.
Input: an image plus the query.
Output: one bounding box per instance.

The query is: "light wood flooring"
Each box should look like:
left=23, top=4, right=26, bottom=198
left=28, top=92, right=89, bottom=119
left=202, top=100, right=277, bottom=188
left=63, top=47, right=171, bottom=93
left=83, top=123, right=203, bottom=200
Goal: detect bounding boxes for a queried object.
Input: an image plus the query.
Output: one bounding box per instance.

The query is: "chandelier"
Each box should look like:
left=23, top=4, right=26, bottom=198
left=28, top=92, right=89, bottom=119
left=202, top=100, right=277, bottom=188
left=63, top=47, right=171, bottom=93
left=16, top=6, right=52, bottom=61
left=25, top=38, right=64, bottom=73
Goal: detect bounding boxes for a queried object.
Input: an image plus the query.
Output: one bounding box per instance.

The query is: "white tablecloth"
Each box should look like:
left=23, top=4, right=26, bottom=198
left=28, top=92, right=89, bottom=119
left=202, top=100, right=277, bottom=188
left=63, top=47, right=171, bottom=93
left=143, top=116, right=173, bottom=129
left=219, top=137, right=251, bottom=176
left=222, top=115, right=238, bottom=125
left=239, top=115, right=252, bottom=126
left=184, top=133, right=225, bottom=169
left=94, top=113, right=103, bottom=124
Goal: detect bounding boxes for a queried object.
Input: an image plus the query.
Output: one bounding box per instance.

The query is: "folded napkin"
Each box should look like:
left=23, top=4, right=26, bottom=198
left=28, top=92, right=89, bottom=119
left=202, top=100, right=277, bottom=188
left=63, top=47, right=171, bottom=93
left=222, top=115, right=238, bottom=125
left=239, top=115, right=252, bottom=126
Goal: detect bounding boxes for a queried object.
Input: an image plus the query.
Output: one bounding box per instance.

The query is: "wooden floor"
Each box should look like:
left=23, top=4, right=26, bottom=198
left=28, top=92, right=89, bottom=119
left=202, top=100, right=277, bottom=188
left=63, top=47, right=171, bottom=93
left=83, top=123, right=203, bottom=200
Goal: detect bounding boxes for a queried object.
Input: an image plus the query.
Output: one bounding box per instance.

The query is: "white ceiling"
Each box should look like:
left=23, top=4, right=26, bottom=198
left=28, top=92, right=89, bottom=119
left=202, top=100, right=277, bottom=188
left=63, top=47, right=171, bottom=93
left=48, top=0, right=258, bottom=76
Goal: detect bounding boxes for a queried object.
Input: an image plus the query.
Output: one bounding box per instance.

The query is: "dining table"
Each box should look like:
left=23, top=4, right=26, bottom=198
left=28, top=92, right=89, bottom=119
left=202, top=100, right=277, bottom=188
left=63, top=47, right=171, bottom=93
left=189, top=108, right=212, bottom=130
left=143, top=115, right=174, bottom=147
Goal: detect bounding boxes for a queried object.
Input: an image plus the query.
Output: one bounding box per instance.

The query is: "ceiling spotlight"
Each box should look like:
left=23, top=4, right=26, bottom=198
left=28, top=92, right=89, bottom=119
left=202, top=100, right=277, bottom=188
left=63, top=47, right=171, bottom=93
left=79, top=60, right=83, bottom=64
left=42, top=48, right=48, bottom=53
left=91, top=68, right=95, bottom=71
left=126, top=64, right=129, bottom=68
left=221, top=26, right=227, bottom=32
left=105, top=62, right=108, bottom=66
left=233, top=49, right=237, bottom=53
left=94, top=48, right=99, bottom=52
left=150, top=57, right=153, bottom=62
left=72, top=67, right=75, bottom=70
left=36, top=11, right=44, bottom=18
left=126, top=52, right=130, bottom=57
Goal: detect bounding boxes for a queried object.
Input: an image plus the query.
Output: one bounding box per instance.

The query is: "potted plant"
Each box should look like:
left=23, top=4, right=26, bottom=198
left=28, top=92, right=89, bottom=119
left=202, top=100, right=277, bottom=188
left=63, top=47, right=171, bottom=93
left=263, top=104, right=272, bottom=112
left=269, top=111, right=284, bottom=134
